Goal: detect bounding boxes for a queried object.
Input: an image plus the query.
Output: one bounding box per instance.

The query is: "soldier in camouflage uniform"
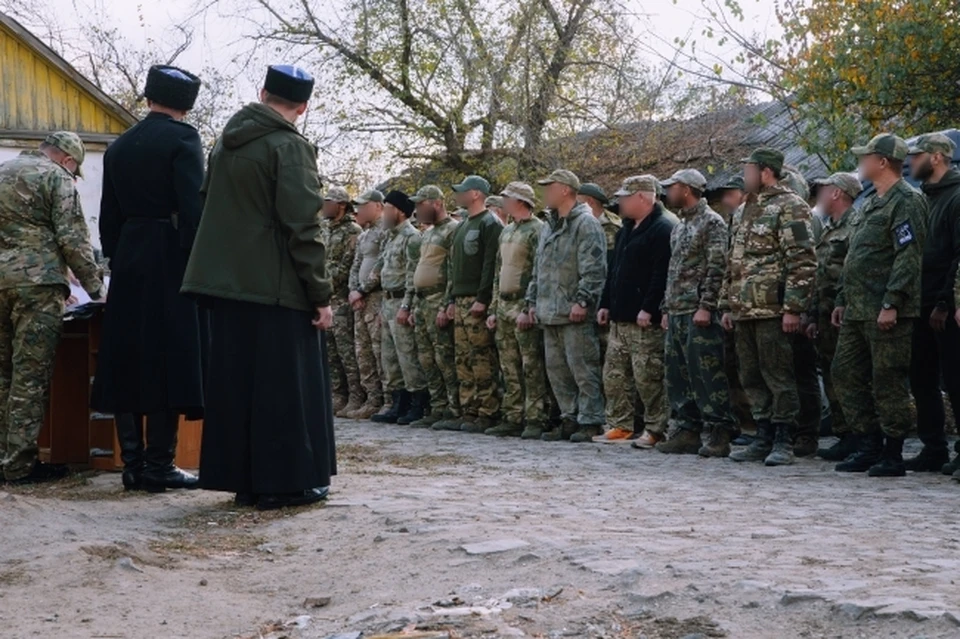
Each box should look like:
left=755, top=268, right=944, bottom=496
left=0, top=132, right=104, bottom=483
left=655, top=169, right=737, bottom=457
left=806, top=173, right=861, bottom=460
left=486, top=195, right=507, bottom=226
left=369, top=191, right=428, bottom=424
left=485, top=183, right=548, bottom=438
left=720, top=148, right=816, bottom=467
left=832, top=134, right=928, bottom=477
left=348, top=189, right=388, bottom=419
left=408, top=185, right=459, bottom=428
left=321, top=186, right=364, bottom=416
left=578, top=182, right=622, bottom=370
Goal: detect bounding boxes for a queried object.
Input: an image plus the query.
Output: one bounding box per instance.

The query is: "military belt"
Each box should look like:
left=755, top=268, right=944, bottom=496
left=385, top=290, right=406, bottom=299
left=416, top=286, right=446, bottom=298
left=499, top=291, right=525, bottom=301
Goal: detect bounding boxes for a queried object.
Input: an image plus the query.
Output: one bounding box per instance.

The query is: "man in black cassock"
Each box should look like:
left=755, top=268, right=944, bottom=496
left=92, top=65, right=205, bottom=493
left=181, top=65, right=336, bottom=511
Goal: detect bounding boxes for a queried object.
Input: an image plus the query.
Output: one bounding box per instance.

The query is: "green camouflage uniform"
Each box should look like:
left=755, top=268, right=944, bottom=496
left=663, top=199, right=736, bottom=434
left=322, top=214, right=363, bottom=404
left=377, top=219, right=426, bottom=393
left=413, top=215, right=460, bottom=416
left=722, top=205, right=755, bottom=430
left=351, top=223, right=388, bottom=405
left=0, top=151, right=103, bottom=480
left=833, top=180, right=927, bottom=438
left=491, top=216, right=548, bottom=428
left=596, top=209, right=622, bottom=364
left=721, top=185, right=816, bottom=427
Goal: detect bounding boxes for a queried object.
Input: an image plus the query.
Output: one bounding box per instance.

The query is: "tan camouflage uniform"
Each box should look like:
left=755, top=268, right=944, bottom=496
left=350, top=222, right=389, bottom=411
left=321, top=212, right=363, bottom=412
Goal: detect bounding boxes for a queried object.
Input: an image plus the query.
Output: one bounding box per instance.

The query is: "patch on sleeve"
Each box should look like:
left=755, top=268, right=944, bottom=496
left=788, top=220, right=810, bottom=243
left=894, top=221, right=915, bottom=247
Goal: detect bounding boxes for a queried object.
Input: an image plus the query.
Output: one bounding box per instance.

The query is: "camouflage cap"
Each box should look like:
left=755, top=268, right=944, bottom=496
left=813, top=172, right=863, bottom=200
left=578, top=182, right=608, bottom=204
left=500, top=182, right=537, bottom=207
left=353, top=189, right=384, bottom=205
left=324, top=186, right=351, bottom=202
left=741, top=147, right=785, bottom=174
left=852, top=133, right=908, bottom=161
left=451, top=175, right=491, bottom=195
left=613, top=174, right=659, bottom=197
left=907, top=132, right=957, bottom=157
left=537, top=169, right=581, bottom=191
left=45, top=131, right=85, bottom=177
left=485, top=195, right=504, bottom=209
left=660, top=168, right=708, bottom=191
left=410, top=184, right=445, bottom=203
left=716, top=175, right=745, bottom=191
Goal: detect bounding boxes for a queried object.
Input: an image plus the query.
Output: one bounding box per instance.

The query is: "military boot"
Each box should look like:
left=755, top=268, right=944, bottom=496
left=115, top=413, right=145, bottom=491
left=656, top=428, right=703, bottom=455
left=371, top=390, right=404, bottom=423
left=463, top=416, right=495, bottom=434
left=521, top=422, right=547, bottom=440
left=698, top=425, right=731, bottom=458
left=397, top=390, right=428, bottom=425
left=541, top=418, right=578, bottom=442
left=348, top=396, right=384, bottom=420
left=410, top=408, right=451, bottom=429
left=793, top=434, right=818, bottom=458
left=817, top=432, right=859, bottom=462
left=730, top=420, right=773, bottom=462
left=904, top=445, right=950, bottom=472
left=835, top=430, right=883, bottom=472
left=484, top=420, right=524, bottom=437
left=764, top=424, right=795, bottom=466
left=432, top=414, right=467, bottom=431
left=569, top=424, right=603, bottom=443
left=141, top=411, right=199, bottom=493
left=338, top=386, right=367, bottom=418
left=332, top=394, right=349, bottom=415
left=868, top=436, right=906, bottom=477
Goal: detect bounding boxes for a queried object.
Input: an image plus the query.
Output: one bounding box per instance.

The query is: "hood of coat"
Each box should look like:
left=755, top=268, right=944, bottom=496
left=922, top=168, right=960, bottom=198
left=222, top=102, right=302, bottom=150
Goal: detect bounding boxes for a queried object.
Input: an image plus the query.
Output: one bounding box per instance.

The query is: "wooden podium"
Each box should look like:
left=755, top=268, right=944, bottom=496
left=37, top=309, right=203, bottom=471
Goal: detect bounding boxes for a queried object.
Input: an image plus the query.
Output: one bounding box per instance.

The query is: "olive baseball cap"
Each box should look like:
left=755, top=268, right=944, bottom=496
left=324, top=186, right=351, bottom=202
left=660, top=168, right=708, bottom=191
left=410, top=184, right=445, bottom=203
left=907, top=132, right=956, bottom=157
left=451, top=175, right=491, bottom=195
left=852, top=133, right=909, bottom=161
left=741, top=147, right=785, bottom=174
left=613, top=175, right=659, bottom=197
left=354, top=189, right=384, bottom=205
left=716, top=175, right=745, bottom=191
left=537, top=169, right=581, bottom=191
left=578, top=182, right=608, bottom=204
left=500, top=182, right=537, bottom=207
left=45, top=131, right=85, bottom=177
left=813, top=172, right=863, bottom=200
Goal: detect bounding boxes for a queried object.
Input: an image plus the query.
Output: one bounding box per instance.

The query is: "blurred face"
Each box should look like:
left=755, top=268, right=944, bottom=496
left=416, top=200, right=441, bottom=226
left=322, top=200, right=344, bottom=220
left=543, top=182, right=572, bottom=209
left=665, top=183, right=690, bottom=210
left=619, top=191, right=655, bottom=220
left=910, top=153, right=935, bottom=182
left=503, top=197, right=529, bottom=221
left=816, top=185, right=842, bottom=215
left=383, top=203, right=402, bottom=229
left=719, top=189, right=745, bottom=216
left=454, top=189, right=482, bottom=209
left=857, top=153, right=886, bottom=183
left=355, top=202, right=382, bottom=226
left=743, top=164, right=762, bottom=194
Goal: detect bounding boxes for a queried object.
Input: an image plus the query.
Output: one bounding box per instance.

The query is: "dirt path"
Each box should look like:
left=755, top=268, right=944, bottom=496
left=2, top=421, right=959, bottom=639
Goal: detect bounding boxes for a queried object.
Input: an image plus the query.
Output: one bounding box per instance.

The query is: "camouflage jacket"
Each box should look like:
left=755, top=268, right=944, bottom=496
left=414, top=215, right=458, bottom=295
left=837, top=179, right=927, bottom=320
left=350, top=223, right=387, bottom=294
left=376, top=219, right=421, bottom=308
left=720, top=184, right=816, bottom=320
left=321, top=214, right=362, bottom=301
left=526, top=202, right=607, bottom=325
left=490, top=216, right=543, bottom=315
left=810, top=208, right=853, bottom=318
left=0, top=151, right=102, bottom=295
left=598, top=209, right=622, bottom=263
left=664, top=199, right=728, bottom=315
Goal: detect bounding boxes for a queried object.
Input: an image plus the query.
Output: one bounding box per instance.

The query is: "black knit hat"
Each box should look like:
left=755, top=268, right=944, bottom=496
left=144, top=65, right=201, bottom=111
left=264, top=65, right=315, bottom=103
left=384, top=190, right=415, bottom=217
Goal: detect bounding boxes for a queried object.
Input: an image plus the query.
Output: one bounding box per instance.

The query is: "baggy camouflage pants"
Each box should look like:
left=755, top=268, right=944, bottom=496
left=832, top=319, right=913, bottom=439
left=414, top=291, right=460, bottom=416
left=495, top=298, right=548, bottom=427
left=0, top=285, right=64, bottom=480
left=329, top=298, right=362, bottom=400
left=665, top=313, right=736, bottom=434
left=381, top=296, right=426, bottom=393
left=816, top=312, right=847, bottom=434
left=793, top=333, right=821, bottom=440
left=723, top=327, right=755, bottom=429
left=453, top=297, right=500, bottom=418
left=543, top=322, right=604, bottom=425
left=734, top=317, right=799, bottom=427
left=604, top=322, right=667, bottom=433
left=355, top=291, right=387, bottom=404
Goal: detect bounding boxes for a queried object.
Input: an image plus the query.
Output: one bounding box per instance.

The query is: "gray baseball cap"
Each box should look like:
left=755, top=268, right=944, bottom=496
left=660, top=168, right=707, bottom=191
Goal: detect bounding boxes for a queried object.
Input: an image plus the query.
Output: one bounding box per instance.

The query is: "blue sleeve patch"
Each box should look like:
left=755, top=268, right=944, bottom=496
left=894, top=221, right=915, bottom=247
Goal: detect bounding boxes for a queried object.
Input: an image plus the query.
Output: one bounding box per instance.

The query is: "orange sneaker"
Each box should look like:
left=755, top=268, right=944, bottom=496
left=631, top=430, right=664, bottom=449
left=592, top=428, right=635, bottom=443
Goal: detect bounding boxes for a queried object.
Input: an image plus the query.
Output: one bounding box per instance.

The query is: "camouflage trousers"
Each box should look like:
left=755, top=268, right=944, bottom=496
left=734, top=318, right=799, bottom=427
left=355, top=291, right=387, bottom=404
left=453, top=297, right=500, bottom=418
left=723, top=327, right=755, bottom=429
left=793, top=333, right=821, bottom=440
left=816, top=313, right=847, bottom=434
left=329, top=298, right=362, bottom=401
left=414, top=291, right=459, bottom=416
left=0, top=285, right=64, bottom=480
left=543, top=322, right=604, bottom=425
left=832, top=319, right=913, bottom=439
left=665, top=313, right=735, bottom=434
left=381, top=296, right=426, bottom=393
left=495, top=298, right=548, bottom=427
left=604, top=322, right=666, bottom=433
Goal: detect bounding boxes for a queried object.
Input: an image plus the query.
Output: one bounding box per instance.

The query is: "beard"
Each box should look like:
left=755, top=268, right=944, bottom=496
left=913, top=157, right=934, bottom=182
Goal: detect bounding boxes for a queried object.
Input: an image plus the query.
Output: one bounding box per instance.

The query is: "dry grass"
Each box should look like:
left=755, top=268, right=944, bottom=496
left=338, top=442, right=469, bottom=474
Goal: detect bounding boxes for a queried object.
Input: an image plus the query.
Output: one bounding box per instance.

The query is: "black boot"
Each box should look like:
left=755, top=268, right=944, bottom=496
left=835, top=430, right=883, bottom=472
left=904, top=445, right=950, bottom=472
left=817, top=432, right=859, bottom=462
left=868, top=436, right=906, bottom=477
left=141, top=411, right=199, bottom=493
left=397, top=390, right=428, bottom=425
left=115, top=413, right=145, bottom=491
left=371, top=390, right=403, bottom=423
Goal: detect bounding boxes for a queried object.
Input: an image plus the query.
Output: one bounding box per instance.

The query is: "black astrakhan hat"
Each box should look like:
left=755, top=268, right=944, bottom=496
left=144, top=65, right=201, bottom=111
left=264, top=65, right=315, bottom=103
left=384, top=190, right=415, bottom=217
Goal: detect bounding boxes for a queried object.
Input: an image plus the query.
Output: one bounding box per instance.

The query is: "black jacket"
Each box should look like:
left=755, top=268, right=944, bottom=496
left=601, top=204, right=675, bottom=323
left=921, top=169, right=960, bottom=308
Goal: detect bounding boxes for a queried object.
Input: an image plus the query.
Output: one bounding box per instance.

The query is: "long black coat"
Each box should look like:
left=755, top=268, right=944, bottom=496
left=91, top=112, right=206, bottom=419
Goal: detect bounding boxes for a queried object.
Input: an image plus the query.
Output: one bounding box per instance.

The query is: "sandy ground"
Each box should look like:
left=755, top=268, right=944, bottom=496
left=2, top=420, right=959, bottom=639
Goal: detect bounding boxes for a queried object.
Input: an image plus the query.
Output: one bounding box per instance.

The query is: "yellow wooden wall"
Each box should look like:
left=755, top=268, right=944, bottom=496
left=0, top=21, right=130, bottom=135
